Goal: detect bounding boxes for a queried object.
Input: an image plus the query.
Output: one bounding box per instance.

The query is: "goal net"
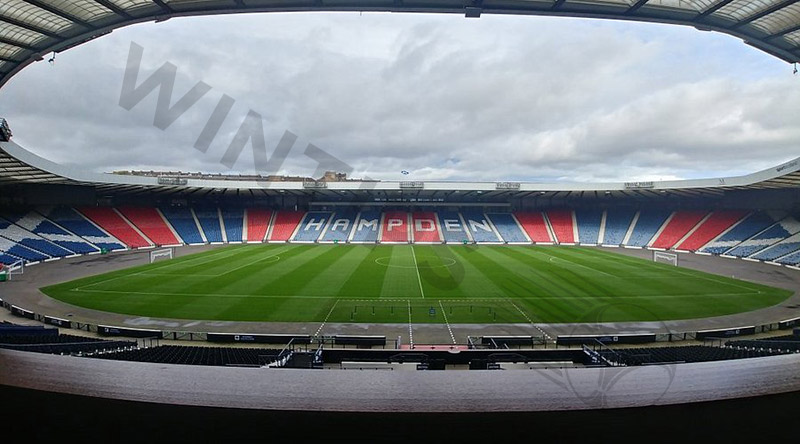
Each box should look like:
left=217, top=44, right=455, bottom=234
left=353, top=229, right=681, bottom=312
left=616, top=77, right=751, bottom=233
left=653, top=251, right=678, bottom=266
left=0, top=260, right=24, bottom=281
left=149, top=248, right=174, bottom=264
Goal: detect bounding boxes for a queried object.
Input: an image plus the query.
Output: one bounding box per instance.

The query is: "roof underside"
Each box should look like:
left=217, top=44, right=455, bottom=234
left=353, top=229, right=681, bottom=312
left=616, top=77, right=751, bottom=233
left=1, top=0, right=800, bottom=89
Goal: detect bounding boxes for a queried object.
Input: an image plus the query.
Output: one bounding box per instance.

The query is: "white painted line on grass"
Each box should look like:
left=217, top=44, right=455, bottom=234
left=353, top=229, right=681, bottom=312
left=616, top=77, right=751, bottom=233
left=315, top=299, right=340, bottom=336
left=411, top=245, right=425, bottom=299
left=439, top=300, right=456, bottom=344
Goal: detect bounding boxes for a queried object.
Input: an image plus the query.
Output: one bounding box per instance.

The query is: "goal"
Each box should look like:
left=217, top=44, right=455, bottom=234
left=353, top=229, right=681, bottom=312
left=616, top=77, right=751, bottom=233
left=0, top=260, right=24, bottom=281
left=149, top=248, right=174, bottom=263
left=653, top=250, right=678, bottom=266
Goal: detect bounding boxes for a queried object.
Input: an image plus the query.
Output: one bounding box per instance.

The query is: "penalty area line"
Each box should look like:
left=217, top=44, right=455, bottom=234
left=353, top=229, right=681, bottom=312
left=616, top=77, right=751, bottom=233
left=315, top=299, right=340, bottom=337
left=439, top=300, right=456, bottom=344
left=411, top=244, right=425, bottom=299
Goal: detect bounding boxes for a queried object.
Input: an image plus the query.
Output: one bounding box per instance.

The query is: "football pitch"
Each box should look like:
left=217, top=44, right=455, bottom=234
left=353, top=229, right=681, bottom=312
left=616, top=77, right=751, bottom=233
left=41, top=244, right=792, bottom=324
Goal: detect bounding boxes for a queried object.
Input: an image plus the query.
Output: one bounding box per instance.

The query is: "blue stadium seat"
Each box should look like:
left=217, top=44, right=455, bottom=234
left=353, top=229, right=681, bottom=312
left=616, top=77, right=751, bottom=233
left=0, top=252, right=22, bottom=265
left=438, top=211, right=469, bottom=243
left=486, top=213, right=527, bottom=242
left=575, top=209, right=603, bottom=244
left=41, top=206, right=125, bottom=251
left=749, top=232, right=800, bottom=262
left=602, top=209, right=636, bottom=245
left=320, top=210, right=357, bottom=242
left=0, top=218, right=72, bottom=258
left=194, top=208, right=223, bottom=243
left=461, top=210, right=501, bottom=242
left=161, top=207, right=204, bottom=244
left=293, top=212, right=333, bottom=241
left=626, top=209, right=672, bottom=247
left=777, top=250, right=800, bottom=266
left=7, top=210, right=98, bottom=254
left=0, top=236, right=49, bottom=262
left=702, top=211, right=783, bottom=255
left=726, top=216, right=800, bottom=258
left=351, top=209, right=381, bottom=242
left=221, top=208, right=244, bottom=242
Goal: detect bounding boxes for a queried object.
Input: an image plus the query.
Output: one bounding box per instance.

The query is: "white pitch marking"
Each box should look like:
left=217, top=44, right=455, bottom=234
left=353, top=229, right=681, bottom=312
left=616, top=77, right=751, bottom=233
left=410, top=245, right=425, bottom=299
left=315, top=299, right=340, bottom=336
left=439, top=300, right=456, bottom=344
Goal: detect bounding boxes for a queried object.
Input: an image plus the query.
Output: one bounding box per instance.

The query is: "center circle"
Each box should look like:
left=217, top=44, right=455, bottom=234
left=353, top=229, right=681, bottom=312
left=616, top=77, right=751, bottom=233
left=374, top=256, right=457, bottom=269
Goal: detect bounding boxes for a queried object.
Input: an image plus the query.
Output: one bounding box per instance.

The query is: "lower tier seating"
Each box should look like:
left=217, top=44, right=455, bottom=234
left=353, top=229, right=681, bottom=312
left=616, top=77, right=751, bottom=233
left=93, top=345, right=281, bottom=367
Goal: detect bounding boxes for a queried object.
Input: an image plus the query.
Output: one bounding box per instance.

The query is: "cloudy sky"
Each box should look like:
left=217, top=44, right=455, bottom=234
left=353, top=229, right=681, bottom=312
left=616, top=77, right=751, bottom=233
left=1, top=12, right=798, bottom=183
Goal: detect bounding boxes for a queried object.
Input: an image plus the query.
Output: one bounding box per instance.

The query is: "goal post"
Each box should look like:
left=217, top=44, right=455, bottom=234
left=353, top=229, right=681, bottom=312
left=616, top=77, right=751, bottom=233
left=149, top=248, right=175, bottom=264
left=0, top=260, right=24, bottom=281
left=653, top=250, right=678, bottom=266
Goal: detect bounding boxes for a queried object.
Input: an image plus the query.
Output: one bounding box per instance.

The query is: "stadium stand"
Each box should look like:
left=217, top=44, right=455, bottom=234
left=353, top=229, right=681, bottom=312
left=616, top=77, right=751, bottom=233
left=701, top=211, right=782, bottom=254
left=221, top=208, right=245, bottom=243
left=0, top=324, right=135, bottom=355
left=602, top=208, right=636, bottom=245
left=0, top=218, right=73, bottom=257
left=726, top=216, right=800, bottom=258
left=546, top=209, right=576, bottom=244
left=777, top=250, right=800, bottom=266
left=0, top=236, right=48, bottom=263
left=487, top=213, right=528, bottom=243
left=626, top=209, right=672, bottom=247
left=293, top=212, right=332, bottom=242
left=615, top=345, right=784, bottom=366
left=514, top=212, right=553, bottom=243
left=7, top=210, right=98, bottom=254
left=320, top=209, right=357, bottom=242
left=675, top=210, right=748, bottom=251
left=245, top=208, right=271, bottom=242
left=381, top=211, right=409, bottom=242
left=40, top=207, right=125, bottom=251
left=160, top=207, right=203, bottom=244
left=268, top=210, right=305, bottom=242
left=351, top=209, right=381, bottom=242
left=650, top=210, right=708, bottom=250
left=575, top=209, right=603, bottom=245
left=411, top=212, right=442, bottom=243
left=93, top=345, right=281, bottom=367
left=118, top=207, right=180, bottom=246
left=750, top=232, right=800, bottom=262
left=727, top=335, right=800, bottom=353
left=79, top=207, right=151, bottom=248
left=461, top=210, right=501, bottom=243
left=194, top=207, right=224, bottom=243
left=438, top=210, right=470, bottom=243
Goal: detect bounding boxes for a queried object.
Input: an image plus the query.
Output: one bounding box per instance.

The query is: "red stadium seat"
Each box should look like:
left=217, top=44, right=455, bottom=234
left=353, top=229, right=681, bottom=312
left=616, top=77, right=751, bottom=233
left=411, top=212, right=441, bottom=243
left=78, top=207, right=151, bottom=248
left=514, top=212, right=552, bottom=243
left=117, top=207, right=180, bottom=246
left=651, top=210, right=708, bottom=249
left=675, top=210, right=748, bottom=251
left=269, top=211, right=304, bottom=241
left=381, top=211, right=409, bottom=242
left=546, top=209, right=575, bottom=244
left=246, top=209, right=272, bottom=242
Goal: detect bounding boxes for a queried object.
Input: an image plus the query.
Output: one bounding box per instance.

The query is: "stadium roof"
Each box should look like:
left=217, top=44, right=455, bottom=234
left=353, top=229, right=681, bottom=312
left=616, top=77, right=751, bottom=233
left=2, top=139, right=799, bottom=200
left=1, top=1, right=800, bottom=90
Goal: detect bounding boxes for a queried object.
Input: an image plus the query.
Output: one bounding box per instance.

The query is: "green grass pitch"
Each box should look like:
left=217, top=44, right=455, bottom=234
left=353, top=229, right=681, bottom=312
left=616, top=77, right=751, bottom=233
left=41, top=244, right=792, bottom=324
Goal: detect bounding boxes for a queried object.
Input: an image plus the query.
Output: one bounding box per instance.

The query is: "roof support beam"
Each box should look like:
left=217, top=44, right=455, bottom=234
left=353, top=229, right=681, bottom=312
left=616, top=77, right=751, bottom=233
left=695, top=0, right=736, bottom=20
left=22, top=1, right=97, bottom=29
left=626, top=0, right=650, bottom=15
left=552, top=0, right=567, bottom=11
left=0, top=36, right=37, bottom=51
left=765, top=23, right=800, bottom=40
left=151, top=0, right=175, bottom=14
left=92, top=0, right=134, bottom=20
left=731, top=0, right=800, bottom=30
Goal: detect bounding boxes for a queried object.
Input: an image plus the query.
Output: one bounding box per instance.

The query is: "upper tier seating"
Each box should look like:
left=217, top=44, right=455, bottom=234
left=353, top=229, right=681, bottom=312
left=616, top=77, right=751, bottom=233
left=514, top=212, right=553, bottom=243
left=615, top=345, right=783, bottom=366
left=546, top=209, right=575, bottom=243
left=0, top=218, right=72, bottom=257
left=79, top=207, right=151, bottom=248
left=7, top=210, right=98, bottom=254
left=461, top=210, right=501, bottom=243
left=575, top=209, right=603, bottom=244
left=701, top=211, right=782, bottom=254
left=40, top=207, right=124, bottom=251
left=487, top=213, right=528, bottom=243
left=411, top=212, right=442, bottom=243
left=438, top=210, right=470, bottom=243
left=221, top=208, right=244, bottom=242
left=293, top=212, right=332, bottom=241
left=750, top=232, right=800, bottom=262
left=194, top=207, right=223, bottom=243
left=626, top=209, right=672, bottom=247
left=676, top=210, right=748, bottom=251
left=94, top=345, right=281, bottom=367
left=160, top=207, right=203, bottom=244
left=351, top=209, right=381, bottom=242
left=117, top=207, right=179, bottom=246
left=320, top=210, right=357, bottom=242
left=0, top=237, right=48, bottom=263
left=602, top=209, right=636, bottom=245
left=269, top=210, right=305, bottom=241
left=726, top=216, right=800, bottom=258
left=245, top=208, right=271, bottom=242
left=650, top=210, right=708, bottom=250
left=381, top=211, right=409, bottom=242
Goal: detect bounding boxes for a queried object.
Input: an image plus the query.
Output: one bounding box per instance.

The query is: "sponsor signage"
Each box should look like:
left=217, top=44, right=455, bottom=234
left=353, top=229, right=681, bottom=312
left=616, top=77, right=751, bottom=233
left=399, top=181, right=424, bottom=189
left=157, top=176, right=188, bottom=186
left=496, top=182, right=521, bottom=190
left=624, top=181, right=655, bottom=189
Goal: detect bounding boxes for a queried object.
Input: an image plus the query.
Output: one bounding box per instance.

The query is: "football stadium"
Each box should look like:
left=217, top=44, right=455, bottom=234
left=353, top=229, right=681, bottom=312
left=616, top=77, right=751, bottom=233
left=1, top=0, right=800, bottom=440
